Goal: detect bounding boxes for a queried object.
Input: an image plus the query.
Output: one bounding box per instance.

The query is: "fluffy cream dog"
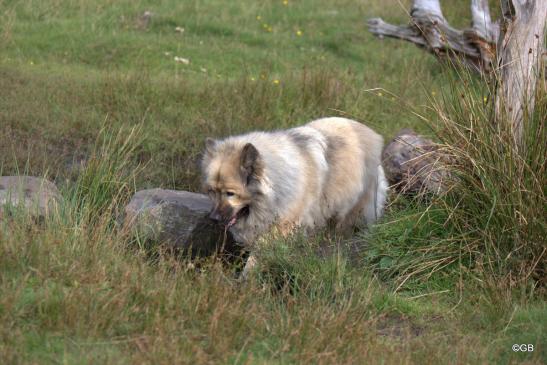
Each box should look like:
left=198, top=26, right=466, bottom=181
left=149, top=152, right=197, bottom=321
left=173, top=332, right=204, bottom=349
left=201, top=117, right=387, bottom=258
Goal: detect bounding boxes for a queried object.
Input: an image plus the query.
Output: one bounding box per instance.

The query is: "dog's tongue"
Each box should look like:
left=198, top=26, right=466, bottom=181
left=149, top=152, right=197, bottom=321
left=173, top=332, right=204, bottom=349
left=227, top=217, right=237, bottom=227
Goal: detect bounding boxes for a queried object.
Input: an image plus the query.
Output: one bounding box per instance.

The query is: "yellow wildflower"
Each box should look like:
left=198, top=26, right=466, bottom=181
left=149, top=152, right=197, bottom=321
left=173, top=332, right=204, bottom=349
left=273, top=79, right=280, bottom=85
left=256, top=15, right=262, bottom=20
left=283, top=0, right=288, bottom=5
left=296, top=30, right=303, bottom=36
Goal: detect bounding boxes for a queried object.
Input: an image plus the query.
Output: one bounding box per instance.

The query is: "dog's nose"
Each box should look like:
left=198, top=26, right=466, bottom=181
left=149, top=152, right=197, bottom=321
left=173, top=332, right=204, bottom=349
left=209, top=210, right=222, bottom=222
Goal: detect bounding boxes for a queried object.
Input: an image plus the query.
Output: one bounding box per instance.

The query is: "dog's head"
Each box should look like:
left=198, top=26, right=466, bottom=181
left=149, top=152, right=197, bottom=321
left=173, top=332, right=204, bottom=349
left=201, top=138, right=263, bottom=227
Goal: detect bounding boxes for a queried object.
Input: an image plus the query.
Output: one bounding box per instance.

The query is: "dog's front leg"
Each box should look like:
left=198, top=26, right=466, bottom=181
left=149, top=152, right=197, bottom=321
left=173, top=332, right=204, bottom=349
left=241, top=253, right=258, bottom=279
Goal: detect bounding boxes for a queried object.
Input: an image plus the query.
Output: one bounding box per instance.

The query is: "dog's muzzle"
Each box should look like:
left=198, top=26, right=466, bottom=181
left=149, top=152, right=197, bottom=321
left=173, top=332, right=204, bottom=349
left=209, top=206, right=250, bottom=227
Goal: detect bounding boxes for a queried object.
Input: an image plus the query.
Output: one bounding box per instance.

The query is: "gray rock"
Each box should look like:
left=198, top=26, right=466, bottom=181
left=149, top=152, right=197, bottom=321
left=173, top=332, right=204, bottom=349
left=382, top=129, right=450, bottom=195
left=122, top=189, right=241, bottom=258
left=0, top=176, right=62, bottom=219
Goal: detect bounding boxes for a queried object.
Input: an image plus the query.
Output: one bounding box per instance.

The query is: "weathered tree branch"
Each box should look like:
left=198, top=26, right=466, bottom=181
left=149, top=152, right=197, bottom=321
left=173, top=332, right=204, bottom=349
left=367, top=0, right=497, bottom=72
left=495, top=0, right=547, bottom=147
left=368, top=0, right=546, bottom=150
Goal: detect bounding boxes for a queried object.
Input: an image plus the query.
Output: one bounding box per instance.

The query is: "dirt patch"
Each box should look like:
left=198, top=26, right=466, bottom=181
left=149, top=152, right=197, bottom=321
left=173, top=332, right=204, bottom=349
left=376, top=313, right=425, bottom=339
left=0, top=125, right=89, bottom=184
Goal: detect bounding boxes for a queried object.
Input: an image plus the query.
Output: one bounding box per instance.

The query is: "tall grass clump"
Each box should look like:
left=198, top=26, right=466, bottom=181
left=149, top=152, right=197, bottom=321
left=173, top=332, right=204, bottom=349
left=360, top=200, right=457, bottom=292
left=68, top=123, right=143, bottom=224
left=431, top=67, right=546, bottom=291
left=362, top=67, right=545, bottom=295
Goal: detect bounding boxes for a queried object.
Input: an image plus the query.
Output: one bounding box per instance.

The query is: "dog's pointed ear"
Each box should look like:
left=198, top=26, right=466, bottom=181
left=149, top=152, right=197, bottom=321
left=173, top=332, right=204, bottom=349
left=205, top=137, right=217, bottom=155
left=240, top=143, right=261, bottom=183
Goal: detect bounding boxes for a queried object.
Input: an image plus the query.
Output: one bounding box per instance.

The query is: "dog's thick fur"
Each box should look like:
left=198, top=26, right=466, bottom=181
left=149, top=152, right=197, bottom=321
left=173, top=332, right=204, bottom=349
left=201, top=117, right=388, bottom=247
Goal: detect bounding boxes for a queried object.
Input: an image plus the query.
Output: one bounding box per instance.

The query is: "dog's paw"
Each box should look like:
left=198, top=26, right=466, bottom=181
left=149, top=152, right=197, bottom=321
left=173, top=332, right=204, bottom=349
left=241, top=254, right=258, bottom=280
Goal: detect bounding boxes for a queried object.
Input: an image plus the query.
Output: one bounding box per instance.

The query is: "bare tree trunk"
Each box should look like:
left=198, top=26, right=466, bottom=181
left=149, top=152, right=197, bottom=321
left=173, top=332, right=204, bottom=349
left=495, top=0, right=547, bottom=147
left=367, top=0, right=498, bottom=72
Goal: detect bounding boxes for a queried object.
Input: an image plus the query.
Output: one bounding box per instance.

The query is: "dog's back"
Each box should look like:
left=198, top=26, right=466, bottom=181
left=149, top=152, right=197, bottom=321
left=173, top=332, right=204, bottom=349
left=237, top=117, right=386, bottom=232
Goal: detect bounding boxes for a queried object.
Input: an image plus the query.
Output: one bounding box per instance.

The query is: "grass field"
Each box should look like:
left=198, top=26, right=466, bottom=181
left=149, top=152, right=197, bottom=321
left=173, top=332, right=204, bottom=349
left=1, top=0, right=545, bottom=364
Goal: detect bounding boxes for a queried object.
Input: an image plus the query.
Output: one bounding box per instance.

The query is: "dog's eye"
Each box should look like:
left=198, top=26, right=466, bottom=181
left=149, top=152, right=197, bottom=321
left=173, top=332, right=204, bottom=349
left=226, top=191, right=235, bottom=197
